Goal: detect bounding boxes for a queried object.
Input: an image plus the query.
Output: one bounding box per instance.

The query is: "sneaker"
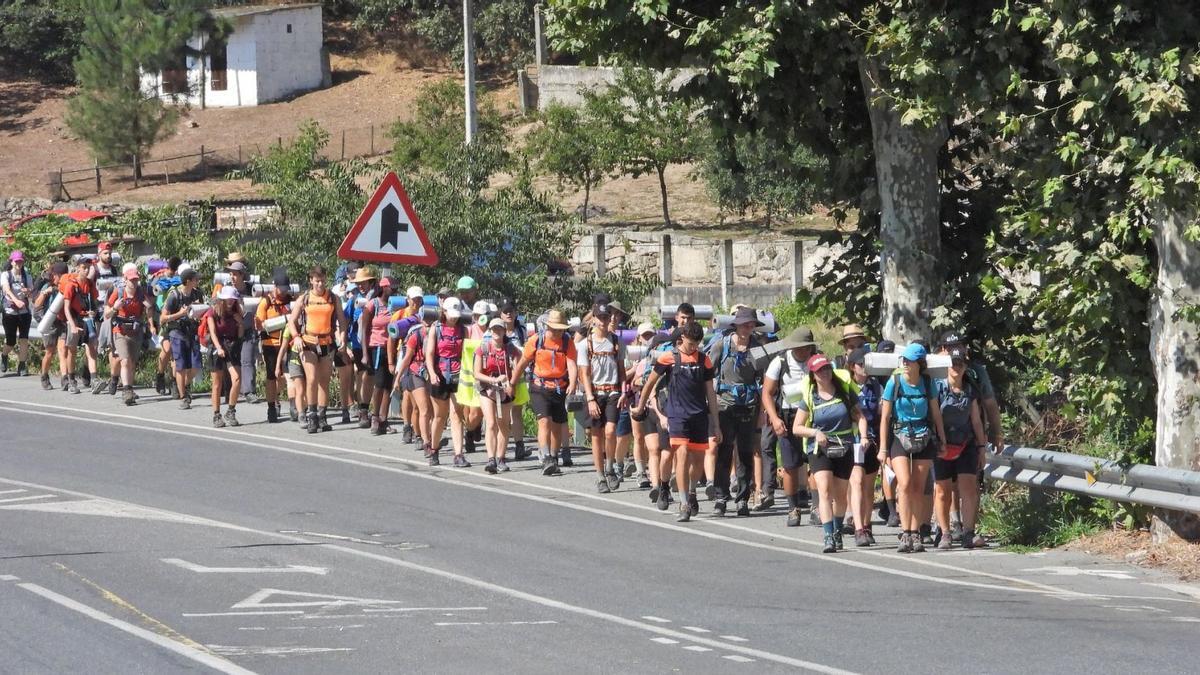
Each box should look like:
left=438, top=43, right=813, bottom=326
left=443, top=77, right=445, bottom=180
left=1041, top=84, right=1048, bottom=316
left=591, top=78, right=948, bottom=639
left=676, top=503, right=691, bottom=522
left=465, top=433, right=476, bottom=454
left=16, top=362, right=27, bottom=377
left=842, top=514, right=856, bottom=535
left=623, top=462, right=637, bottom=478
left=60, top=375, right=69, bottom=391
left=712, top=500, right=727, bottom=517
left=597, top=478, right=610, bottom=494
left=937, top=533, right=952, bottom=551
left=786, top=508, right=802, bottom=527
left=80, top=373, right=91, bottom=390
left=688, top=494, right=699, bottom=516
left=320, top=413, right=333, bottom=433
left=106, top=379, right=118, bottom=395
left=605, top=472, right=621, bottom=492
left=912, top=534, right=927, bottom=553
left=40, top=374, right=52, bottom=390
left=289, top=403, right=299, bottom=422
left=428, top=451, right=440, bottom=466
left=656, top=487, right=671, bottom=511
left=638, top=473, right=652, bottom=490
left=497, top=459, right=510, bottom=473
left=560, top=448, right=573, bottom=467
left=68, top=378, right=80, bottom=395
left=809, top=509, right=821, bottom=526
left=453, top=454, right=471, bottom=468
left=866, top=529, right=877, bottom=546
left=123, top=387, right=136, bottom=406
left=243, top=391, right=260, bottom=405
left=878, top=500, right=891, bottom=523
left=753, top=491, right=774, bottom=511
left=897, top=532, right=913, bottom=553
left=91, top=378, right=106, bottom=395
left=267, top=404, right=280, bottom=424
left=886, top=512, right=901, bottom=528
left=855, top=529, right=872, bottom=547
left=649, top=485, right=661, bottom=504
left=823, top=535, right=837, bottom=554
left=485, top=459, right=498, bottom=475
left=306, top=413, right=319, bottom=434
left=213, top=411, right=226, bottom=428
left=834, top=531, right=844, bottom=551
left=401, top=424, right=414, bottom=445
left=370, top=417, right=382, bottom=436
left=341, top=407, right=352, bottom=425
left=962, top=529, right=986, bottom=549
left=704, top=483, right=717, bottom=501
left=736, top=500, right=750, bottom=517
left=541, top=457, right=559, bottom=476
left=513, top=440, right=529, bottom=460
left=951, top=520, right=964, bottom=544
left=224, top=408, right=240, bottom=427
left=919, top=524, right=934, bottom=546
left=357, top=408, right=371, bottom=429
left=154, top=372, right=166, bottom=395
left=179, top=396, right=191, bottom=410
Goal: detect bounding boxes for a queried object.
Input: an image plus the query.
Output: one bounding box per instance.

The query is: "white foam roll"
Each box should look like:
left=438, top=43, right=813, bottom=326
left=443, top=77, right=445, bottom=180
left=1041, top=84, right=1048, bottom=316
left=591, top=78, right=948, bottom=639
left=37, top=295, right=65, bottom=334
left=242, top=296, right=261, bottom=313
left=251, top=283, right=300, bottom=297
left=782, top=380, right=807, bottom=404
left=659, top=304, right=715, bottom=320
left=213, top=272, right=261, bottom=286
left=189, top=304, right=210, bottom=319
left=626, top=345, right=648, bottom=362
left=97, top=277, right=116, bottom=294
left=262, top=315, right=288, bottom=333
left=864, top=351, right=951, bottom=379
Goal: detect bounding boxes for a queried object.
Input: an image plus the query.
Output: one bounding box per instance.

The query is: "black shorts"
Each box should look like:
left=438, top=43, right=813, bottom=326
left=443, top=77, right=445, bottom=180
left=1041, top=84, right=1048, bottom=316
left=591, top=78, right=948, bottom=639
left=855, top=446, right=881, bottom=474
left=775, top=410, right=807, bottom=470
left=3, top=313, right=31, bottom=345
left=529, top=385, right=568, bottom=424
left=808, top=450, right=854, bottom=480
left=888, top=435, right=937, bottom=461
left=333, top=348, right=350, bottom=368
left=430, top=374, right=459, bottom=400
left=210, top=341, right=242, bottom=372
left=305, top=342, right=334, bottom=359
left=370, top=347, right=395, bottom=390
left=934, top=443, right=980, bottom=480
left=667, top=414, right=710, bottom=452
left=262, top=345, right=281, bottom=381
left=582, top=391, right=621, bottom=429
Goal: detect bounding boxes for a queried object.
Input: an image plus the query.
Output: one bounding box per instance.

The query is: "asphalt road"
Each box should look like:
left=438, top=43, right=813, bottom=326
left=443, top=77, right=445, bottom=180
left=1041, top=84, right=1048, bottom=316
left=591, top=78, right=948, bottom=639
left=1, top=375, right=1199, bottom=674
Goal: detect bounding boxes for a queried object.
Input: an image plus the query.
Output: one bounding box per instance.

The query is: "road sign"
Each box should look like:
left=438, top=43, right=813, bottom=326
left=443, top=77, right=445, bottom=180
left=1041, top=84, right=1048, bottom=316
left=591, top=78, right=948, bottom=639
left=337, top=172, right=438, bottom=266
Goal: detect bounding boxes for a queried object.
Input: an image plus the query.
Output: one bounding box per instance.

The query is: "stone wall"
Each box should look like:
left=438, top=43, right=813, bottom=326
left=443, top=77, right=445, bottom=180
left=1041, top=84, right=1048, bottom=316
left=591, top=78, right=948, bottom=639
left=1, top=197, right=134, bottom=225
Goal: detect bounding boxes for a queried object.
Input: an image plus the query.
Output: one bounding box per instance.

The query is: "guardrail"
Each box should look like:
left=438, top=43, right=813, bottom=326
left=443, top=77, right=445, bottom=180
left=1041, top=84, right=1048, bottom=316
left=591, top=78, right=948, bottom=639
left=986, top=445, right=1200, bottom=513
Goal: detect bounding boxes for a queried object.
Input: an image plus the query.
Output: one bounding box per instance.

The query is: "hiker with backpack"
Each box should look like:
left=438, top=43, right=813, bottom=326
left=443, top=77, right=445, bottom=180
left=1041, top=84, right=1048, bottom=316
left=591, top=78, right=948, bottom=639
left=35, top=262, right=70, bottom=390
left=877, top=342, right=948, bottom=553
left=399, top=304, right=436, bottom=458
left=578, top=303, right=628, bottom=493
left=759, top=327, right=819, bottom=524
left=424, top=297, right=470, bottom=466
left=933, top=346, right=990, bottom=549
left=792, top=354, right=870, bottom=553
left=161, top=268, right=206, bottom=408
left=288, top=266, right=347, bottom=434
left=103, top=265, right=154, bottom=405
left=206, top=286, right=245, bottom=427
left=255, top=269, right=294, bottom=423
left=628, top=323, right=660, bottom=491
left=510, top=308, right=578, bottom=476
left=845, top=347, right=883, bottom=546
left=707, top=306, right=767, bottom=517
left=497, top=299, right=530, bottom=460
left=631, top=321, right=721, bottom=522
left=60, top=256, right=101, bottom=394
left=359, top=275, right=398, bottom=435
left=475, top=317, right=521, bottom=473
left=1, top=250, right=34, bottom=377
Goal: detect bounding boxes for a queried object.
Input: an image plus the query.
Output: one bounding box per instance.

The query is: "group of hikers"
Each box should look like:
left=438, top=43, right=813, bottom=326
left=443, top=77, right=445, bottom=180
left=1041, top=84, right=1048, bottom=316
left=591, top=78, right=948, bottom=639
left=0, top=243, right=1004, bottom=555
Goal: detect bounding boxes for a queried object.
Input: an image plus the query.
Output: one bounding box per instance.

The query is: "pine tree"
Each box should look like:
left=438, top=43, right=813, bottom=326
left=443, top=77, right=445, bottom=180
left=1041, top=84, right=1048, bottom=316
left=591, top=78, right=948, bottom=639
left=65, top=0, right=206, bottom=177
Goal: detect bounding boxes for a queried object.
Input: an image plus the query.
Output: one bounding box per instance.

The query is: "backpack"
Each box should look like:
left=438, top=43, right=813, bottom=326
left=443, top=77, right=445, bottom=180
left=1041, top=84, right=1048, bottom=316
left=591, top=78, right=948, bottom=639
left=938, top=378, right=978, bottom=445
left=890, top=372, right=936, bottom=451
left=1, top=268, right=32, bottom=313
left=713, top=333, right=763, bottom=407
left=196, top=307, right=214, bottom=348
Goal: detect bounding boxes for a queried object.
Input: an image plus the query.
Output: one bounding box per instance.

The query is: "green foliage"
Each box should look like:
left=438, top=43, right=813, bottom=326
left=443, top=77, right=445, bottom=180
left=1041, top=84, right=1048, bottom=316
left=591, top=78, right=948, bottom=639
left=525, top=102, right=618, bottom=222
left=698, top=128, right=828, bottom=226
left=352, top=0, right=536, bottom=68
left=0, top=0, right=84, bottom=82
left=388, top=79, right=510, bottom=190
left=117, top=204, right=228, bottom=280
left=66, top=0, right=208, bottom=170
left=2, top=215, right=116, bottom=270
left=980, top=488, right=1109, bottom=550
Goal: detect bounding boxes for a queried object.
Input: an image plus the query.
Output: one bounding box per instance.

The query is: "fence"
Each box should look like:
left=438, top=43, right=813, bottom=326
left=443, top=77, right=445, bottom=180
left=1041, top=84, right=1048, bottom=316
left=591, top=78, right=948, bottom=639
left=986, top=445, right=1200, bottom=514
left=45, top=123, right=388, bottom=201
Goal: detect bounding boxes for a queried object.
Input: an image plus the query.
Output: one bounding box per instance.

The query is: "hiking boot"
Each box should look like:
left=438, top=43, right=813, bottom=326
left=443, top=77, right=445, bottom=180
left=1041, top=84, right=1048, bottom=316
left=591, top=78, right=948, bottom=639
left=897, top=533, right=913, bottom=554
left=0, top=355, right=7, bottom=373
left=154, top=372, right=165, bottom=395
left=428, top=450, right=440, bottom=466
left=648, top=485, right=661, bottom=504
left=919, top=524, right=934, bottom=546
left=911, top=534, right=927, bottom=553
left=597, top=478, right=611, bottom=494
left=497, top=459, right=510, bottom=473
left=937, top=533, right=952, bottom=550
left=179, top=395, right=191, bottom=410
left=754, top=491, right=774, bottom=511
left=786, top=508, right=803, bottom=527
left=962, top=529, right=986, bottom=549
left=513, top=441, right=529, bottom=460
left=834, top=531, right=844, bottom=551
left=866, top=529, right=877, bottom=545
left=40, top=374, right=52, bottom=390
left=243, top=391, right=260, bottom=405
left=842, top=514, right=856, bottom=535
left=485, top=459, right=498, bottom=475
left=106, top=378, right=119, bottom=395
left=704, top=483, right=717, bottom=501
left=951, top=520, right=964, bottom=544
left=341, top=406, right=352, bottom=425
left=809, top=509, right=821, bottom=526
left=736, top=500, right=750, bottom=517
left=224, top=408, right=240, bottom=427
left=797, top=492, right=811, bottom=512
left=465, top=432, right=476, bottom=454
left=80, top=372, right=91, bottom=389
left=638, top=472, right=652, bottom=489
left=623, top=462, right=637, bottom=478
left=605, top=472, right=621, bottom=492
left=213, top=411, right=226, bottom=428
left=712, top=500, right=727, bottom=517
left=453, top=454, right=471, bottom=468
left=823, top=535, right=837, bottom=554
left=688, top=494, right=699, bottom=516
left=370, top=416, right=382, bottom=436
left=656, top=486, right=671, bottom=511
left=306, top=409, right=319, bottom=434
left=560, top=447, right=573, bottom=467
left=92, top=378, right=107, bottom=395
left=541, top=457, right=559, bottom=476
left=123, top=387, right=136, bottom=406
left=855, top=529, right=872, bottom=547
left=288, top=402, right=299, bottom=422
left=267, top=404, right=280, bottom=424
left=319, top=409, right=333, bottom=432
left=60, top=375, right=69, bottom=391
left=401, top=424, right=414, bottom=445
left=16, top=362, right=27, bottom=377
left=676, top=503, right=691, bottom=522
left=68, top=377, right=80, bottom=394
left=358, top=408, right=371, bottom=429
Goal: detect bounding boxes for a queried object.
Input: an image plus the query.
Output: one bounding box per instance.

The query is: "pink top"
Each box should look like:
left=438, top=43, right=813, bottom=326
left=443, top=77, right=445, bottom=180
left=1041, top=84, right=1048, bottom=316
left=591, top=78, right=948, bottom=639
left=368, top=298, right=391, bottom=348
left=434, top=322, right=464, bottom=374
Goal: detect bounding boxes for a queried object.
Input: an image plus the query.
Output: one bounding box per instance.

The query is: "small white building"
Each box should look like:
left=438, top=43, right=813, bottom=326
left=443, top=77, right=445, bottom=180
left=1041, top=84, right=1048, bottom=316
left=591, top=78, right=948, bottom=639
left=142, top=3, right=330, bottom=108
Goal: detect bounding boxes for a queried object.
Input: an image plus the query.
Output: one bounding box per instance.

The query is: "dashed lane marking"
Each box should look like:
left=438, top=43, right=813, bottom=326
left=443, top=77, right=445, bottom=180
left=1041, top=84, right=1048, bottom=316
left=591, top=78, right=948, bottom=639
left=720, top=635, right=749, bottom=642
left=683, top=626, right=711, bottom=633
left=650, top=637, right=679, bottom=645
left=683, top=645, right=713, bottom=652
left=641, top=615, right=671, bottom=623
left=724, top=655, right=756, bottom=663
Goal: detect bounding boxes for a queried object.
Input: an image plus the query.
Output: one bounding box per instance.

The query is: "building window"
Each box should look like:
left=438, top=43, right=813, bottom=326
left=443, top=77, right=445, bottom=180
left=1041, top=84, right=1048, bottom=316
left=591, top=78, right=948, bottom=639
left=286, top=23, right=292, bottom=33
left=162, top=51, right=188, bottom=95
left=210, top=41, right=227, bottom=91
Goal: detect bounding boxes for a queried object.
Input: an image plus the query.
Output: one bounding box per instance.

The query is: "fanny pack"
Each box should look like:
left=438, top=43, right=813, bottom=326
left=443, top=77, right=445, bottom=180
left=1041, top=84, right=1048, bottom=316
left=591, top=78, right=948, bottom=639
left=942, top=442, right=967, bottom=461
left=823, top=436, right=851, bottom=459
left=896, top=427, right=932, bottom=454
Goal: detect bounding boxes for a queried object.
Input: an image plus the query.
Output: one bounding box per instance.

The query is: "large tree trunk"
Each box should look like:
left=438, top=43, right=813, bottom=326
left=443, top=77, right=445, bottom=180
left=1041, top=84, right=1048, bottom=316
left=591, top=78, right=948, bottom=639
left=859, top=58, right=946, bottom=345
left=1149, top=210, right=1200, bottom=542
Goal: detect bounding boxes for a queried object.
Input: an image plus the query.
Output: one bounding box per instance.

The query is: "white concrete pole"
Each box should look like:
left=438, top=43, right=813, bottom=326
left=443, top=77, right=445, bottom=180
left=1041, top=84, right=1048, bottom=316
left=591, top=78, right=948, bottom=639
left=534, top=4, right=546, bottom=68
left=463, top=0, right=478, bottom=144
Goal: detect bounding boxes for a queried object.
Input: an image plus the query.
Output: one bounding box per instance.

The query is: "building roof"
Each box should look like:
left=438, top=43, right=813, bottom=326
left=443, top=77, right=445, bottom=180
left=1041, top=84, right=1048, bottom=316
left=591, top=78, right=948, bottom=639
left=209, top=3, right=321, bottom=19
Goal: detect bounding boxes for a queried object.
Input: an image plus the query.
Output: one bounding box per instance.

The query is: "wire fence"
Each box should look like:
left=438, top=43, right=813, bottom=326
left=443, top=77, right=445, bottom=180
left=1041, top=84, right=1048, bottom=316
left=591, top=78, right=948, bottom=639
left=46, top=123, right=388, bottom=201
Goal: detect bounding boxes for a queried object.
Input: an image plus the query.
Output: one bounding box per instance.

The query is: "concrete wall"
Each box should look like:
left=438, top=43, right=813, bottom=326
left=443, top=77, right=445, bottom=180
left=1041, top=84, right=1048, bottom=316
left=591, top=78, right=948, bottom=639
left=253, top=6, right=325, bottom=103
left=536, top=65, right=700, bottom=110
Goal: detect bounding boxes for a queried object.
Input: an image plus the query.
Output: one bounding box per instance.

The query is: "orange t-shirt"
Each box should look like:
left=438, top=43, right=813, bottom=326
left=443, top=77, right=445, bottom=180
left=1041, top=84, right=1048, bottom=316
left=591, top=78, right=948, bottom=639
left=60, top=274, right=98, bottom=319
left=523, top=331, right=578, bottom=381
left=255, top=294, right=291, bottom=347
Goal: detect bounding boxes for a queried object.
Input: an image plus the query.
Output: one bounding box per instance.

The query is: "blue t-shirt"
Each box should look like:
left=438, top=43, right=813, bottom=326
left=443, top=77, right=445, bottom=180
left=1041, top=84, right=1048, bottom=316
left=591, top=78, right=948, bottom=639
left=882, top=374, right=933, bottom=435
left=855, top=378, right=882, bottom=442
left=797, top=392, right=854, bottom=454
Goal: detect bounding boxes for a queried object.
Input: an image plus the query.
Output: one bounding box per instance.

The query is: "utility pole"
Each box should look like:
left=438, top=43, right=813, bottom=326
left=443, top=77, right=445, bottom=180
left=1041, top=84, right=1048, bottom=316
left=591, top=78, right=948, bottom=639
left=463, top=0, right=478, bottom=144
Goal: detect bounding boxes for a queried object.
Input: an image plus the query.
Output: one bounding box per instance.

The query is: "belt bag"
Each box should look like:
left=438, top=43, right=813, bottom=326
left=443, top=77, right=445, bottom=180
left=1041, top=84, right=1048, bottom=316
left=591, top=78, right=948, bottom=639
left=823, top=436, right=851, bottom=459
left=897, top=428, right=931, bottom=454
left=942, top=442, right=967, bottom=461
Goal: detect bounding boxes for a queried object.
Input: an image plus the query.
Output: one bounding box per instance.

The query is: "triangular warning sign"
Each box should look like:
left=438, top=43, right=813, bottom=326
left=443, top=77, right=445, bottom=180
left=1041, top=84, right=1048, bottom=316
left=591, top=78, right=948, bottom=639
left=337, top=172, right=439, bottom=266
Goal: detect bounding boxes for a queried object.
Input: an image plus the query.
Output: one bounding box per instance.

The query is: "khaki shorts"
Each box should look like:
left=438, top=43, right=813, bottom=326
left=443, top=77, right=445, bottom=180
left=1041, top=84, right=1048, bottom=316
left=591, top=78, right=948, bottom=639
left=114, top=332, right=141, bottom=362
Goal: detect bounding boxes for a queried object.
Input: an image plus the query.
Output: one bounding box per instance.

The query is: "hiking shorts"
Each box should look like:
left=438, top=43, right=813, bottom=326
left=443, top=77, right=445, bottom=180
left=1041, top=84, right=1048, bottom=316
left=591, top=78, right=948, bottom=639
left=3, top=313, right=31, bottom=345
left=210, top=340, right=242, bottom=372
left=41, top=320, right=64, bottom=348
left=582, top=391, right=621, bottom=430
left=615, top=407, right=632, bottom=437
left=430, top=373, right=459, bottom=400
left=888, top=436, right=937, bottom=462
left=808, top=450, right=854, bottom=480
left=933, top=443, right=980, bottom=480
left=262, top=345, right=281, bottom=381
left=170, top=332, right=202, bottom=371
left=667, top=414, right=710, bottom=452
left=370, top=347, right=394, bottom=390
left=529, top=385, right=568, bottom=424
left=113, top=332, right=141, bottom=363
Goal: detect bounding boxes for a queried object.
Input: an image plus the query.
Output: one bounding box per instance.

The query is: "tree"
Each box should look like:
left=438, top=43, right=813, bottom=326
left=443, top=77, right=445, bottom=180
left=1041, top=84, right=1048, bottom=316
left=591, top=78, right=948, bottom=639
left=525, top=101, right=618, bottom=223
left=66, top=0, right=206, bottom=176
left=0, top=0, right=84, bottom=83
left=699, top=127, right=827, bottom=227
left=352, top=0, right=536, bottom=68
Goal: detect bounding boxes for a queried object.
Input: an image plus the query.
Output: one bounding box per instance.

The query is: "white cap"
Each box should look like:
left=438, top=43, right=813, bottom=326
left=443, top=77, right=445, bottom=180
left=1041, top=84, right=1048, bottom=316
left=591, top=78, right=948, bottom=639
left=121, top=262, right=138, bottom=275
left=472, top=300, right=490, bottom=316
left=177, top=262, right=193, bottom=274
left=442, top=297, right=463, bottom=319
left=407, top=286, right=423, bottom=299
left=637, top=322, right=657, bottom=336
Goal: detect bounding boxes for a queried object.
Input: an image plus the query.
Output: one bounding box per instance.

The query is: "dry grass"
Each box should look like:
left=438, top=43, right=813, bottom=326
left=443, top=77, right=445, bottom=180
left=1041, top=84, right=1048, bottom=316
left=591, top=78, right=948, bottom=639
left=1069, top=529, right=1200, bottom=581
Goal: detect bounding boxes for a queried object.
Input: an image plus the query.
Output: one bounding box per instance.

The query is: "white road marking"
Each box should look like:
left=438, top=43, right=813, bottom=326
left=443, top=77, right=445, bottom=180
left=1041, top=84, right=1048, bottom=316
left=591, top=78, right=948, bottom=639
left=1023, top=566, right=1135, bottom=580
left=0, top=489, right=27, bottom=495
left=163, top=557, right=329, bottom=575
left=277, top=531, right=385, bottom=546
left=0, top=403, right=1092, bottom=602
left=1169, top=616, right=1200, bottom=622
left=434, top=620, right=557, bottom=626
left=683, top=626, right=711, bottom=633
left=1101, top=604, right=1168, bottom=613
left=0, top=472, right=862, bottom=675
left=18, top=582, right=254, bottom=675
left=232, top=588, right=405, bottom=610
left=724, top=655, right=756, bottom=663
left=0, top=497, right=253, bottom=531
left=0, top=574, right=19, bottom=581
left=0, top=494, right=55, bottom=504
left=1147, top=583, right=1200, bottom=600
left=183, top=610, right=305, bottom=617
left=650, top=637, right=679, bottom=645
left=207, top=645, right=354, bottom=657
left=641, top=615, right=671, bottom=623
left=720, top=635, right=749, bottom=642
left=683, top=645, right=712, bottom=652
left=360, top=606, right=487, bottom=613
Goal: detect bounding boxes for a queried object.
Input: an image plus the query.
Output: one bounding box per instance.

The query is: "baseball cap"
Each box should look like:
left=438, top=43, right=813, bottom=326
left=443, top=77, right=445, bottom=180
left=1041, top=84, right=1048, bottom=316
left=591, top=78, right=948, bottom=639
left=50, top=262, right=69, bottom=276
left=379, top=276, right=395, bottom=289
left=97, top=241, right=113, bottom=252
left=499, top=299, right=517, bottom=314
left=488, top=317, right=506, bottom=330
left=273, top=268, right=291, bottom=287
left=456, top=276, right=477, bottom=291
left=948, top=346, right=969, bottom=363
left=846, top=346, right=870, bottom=367
left=637, top=322, right=656, bottom=337
left=8, top=250, right=24, bottom=262
left=901, top=343, right=928, bottom=362
left=875, top=339, right=896, bottom=354
left=226, top=261, right=248, bottom=273
left=123, top=267, right=140, bottom=280
left=406, top=286, right=423, bottom=299
left=939, top=330, right=965, bottom=347
left=472, top=300, right=490, bottom=316
left=442, top=297, right=463, bottom=319
left=593, top=303, right=613, bottom=318
left=806, top=354, right=832, bottom=372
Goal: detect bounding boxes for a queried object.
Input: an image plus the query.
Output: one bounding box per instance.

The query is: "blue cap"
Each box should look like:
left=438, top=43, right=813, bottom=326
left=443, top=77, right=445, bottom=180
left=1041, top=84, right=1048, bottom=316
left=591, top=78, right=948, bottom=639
left=901, top=343, right=928, bottom=362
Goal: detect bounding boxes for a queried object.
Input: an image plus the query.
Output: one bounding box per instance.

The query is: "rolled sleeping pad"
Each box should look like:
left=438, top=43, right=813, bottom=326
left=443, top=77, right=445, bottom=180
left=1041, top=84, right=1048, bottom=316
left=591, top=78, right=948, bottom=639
left=262, top=315, right=288, bottom=334
left=864, top=351, right=951, bottom=379
left=419, top=305, right=440, bottom=322
left=387, top=320, right=403, bottom=339
left=146, top=258, right=169, bottom=276
left=423, top=294, right=438, bottom=308
left=37, top=294, right=65, bottom=334
left=242, top=296, right=261, bottom=313
left=250, top=283, right=300, bottom=297
left=714, top=310, right=778, bottom=334
left=212, top=272, right=261, bottom=286
left=659, top=304, right=715, bottom=321
left=354, top=296, right=368, bottom=309
left=97, top=277, right=116, bottom=294
left=525, top=322, right=537, bottom=337
left=189, top=303, right=210, bottom=319
left=615, top=328, right=672, bottom=346
left=388, top=295, right=406, bottom=312
left=748, top=340, right=795, bottom=371
left=626, top=345, right=649, bottom=362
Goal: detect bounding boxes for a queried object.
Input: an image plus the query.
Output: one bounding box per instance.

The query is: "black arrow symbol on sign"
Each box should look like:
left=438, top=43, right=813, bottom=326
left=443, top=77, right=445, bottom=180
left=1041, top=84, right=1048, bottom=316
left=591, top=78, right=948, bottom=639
left=379, top=203, right=407, bottom=250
